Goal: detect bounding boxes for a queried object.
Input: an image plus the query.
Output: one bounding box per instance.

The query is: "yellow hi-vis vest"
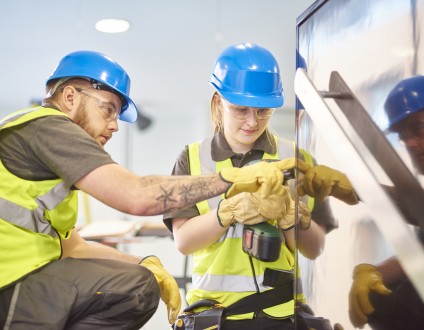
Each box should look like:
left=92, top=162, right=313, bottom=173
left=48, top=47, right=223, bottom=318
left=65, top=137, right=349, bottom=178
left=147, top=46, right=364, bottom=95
left=186, top=135, right=314, bottom=320
left=0, top=107, right=78, bottom=289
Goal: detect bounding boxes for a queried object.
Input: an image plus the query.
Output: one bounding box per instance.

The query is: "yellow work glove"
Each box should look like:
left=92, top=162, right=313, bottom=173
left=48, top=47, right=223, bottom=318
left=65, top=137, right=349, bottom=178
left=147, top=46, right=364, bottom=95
left=140, top=256, right=181, bottom=324
left=217, top=186, right=292, bottom=227
left=296, top=159, right=359, bottom=205
left=273, top=157, right=297, bottom=172
left=348, top=264, right=392, bottom=329
left=219, top=161, right=284, bottom=199
left=278, top=196, right=311, bottom=231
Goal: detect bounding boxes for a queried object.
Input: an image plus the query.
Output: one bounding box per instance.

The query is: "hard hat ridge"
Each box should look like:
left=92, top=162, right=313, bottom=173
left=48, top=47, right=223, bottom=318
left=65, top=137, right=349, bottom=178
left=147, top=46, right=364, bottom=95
left=209, top=43, right=284, bottom=108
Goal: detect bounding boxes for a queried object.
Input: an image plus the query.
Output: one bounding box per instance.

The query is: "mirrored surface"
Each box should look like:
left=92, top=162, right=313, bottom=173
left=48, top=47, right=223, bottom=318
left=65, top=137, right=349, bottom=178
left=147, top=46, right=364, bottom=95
left=295, top=0, right=424, bottom=329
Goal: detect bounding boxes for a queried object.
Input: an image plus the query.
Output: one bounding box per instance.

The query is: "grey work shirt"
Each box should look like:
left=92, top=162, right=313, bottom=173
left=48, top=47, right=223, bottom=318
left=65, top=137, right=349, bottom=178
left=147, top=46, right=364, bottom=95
left=0, top=108, right=115, bottom=188
left=163, top=131, right=337, bottom=233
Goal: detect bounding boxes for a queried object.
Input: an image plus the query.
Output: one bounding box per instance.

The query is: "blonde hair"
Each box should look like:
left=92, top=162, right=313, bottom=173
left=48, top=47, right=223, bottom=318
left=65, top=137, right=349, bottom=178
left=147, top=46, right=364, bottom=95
left=210, top=91, right=222, bottom=133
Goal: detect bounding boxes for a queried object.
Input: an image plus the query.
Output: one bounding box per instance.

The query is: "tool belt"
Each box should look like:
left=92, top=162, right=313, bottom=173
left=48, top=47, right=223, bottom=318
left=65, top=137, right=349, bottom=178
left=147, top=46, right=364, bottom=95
left=296, top=303, right=334, bottom=330
left=173, top=269, right=294, bottom=330
left=173, top=268, right=337, bottom=330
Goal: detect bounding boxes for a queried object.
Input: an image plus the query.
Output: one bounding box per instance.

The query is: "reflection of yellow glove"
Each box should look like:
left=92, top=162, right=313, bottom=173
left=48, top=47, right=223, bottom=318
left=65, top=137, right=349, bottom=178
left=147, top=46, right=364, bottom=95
left=277, top=194, right=311, bottom=231
left=140, top=256, right=181, bottom=324
left=217, top=186, right=292, bottom=227
left=349, top=264, right=392, bottom=329
left=334, top=323, right=344, bottom=330
left=296, top=159, right=359, bottom=205
left=220, top=161, right=284, bottom=198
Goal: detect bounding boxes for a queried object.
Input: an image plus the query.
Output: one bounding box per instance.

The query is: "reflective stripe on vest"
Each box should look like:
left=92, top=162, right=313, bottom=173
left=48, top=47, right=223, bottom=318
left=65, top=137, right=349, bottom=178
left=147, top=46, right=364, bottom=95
left=0, top=107, right=78, bottom=288
left=0, top=181, right=71, bottom=237
left=187, top=134, right=310, bottom=319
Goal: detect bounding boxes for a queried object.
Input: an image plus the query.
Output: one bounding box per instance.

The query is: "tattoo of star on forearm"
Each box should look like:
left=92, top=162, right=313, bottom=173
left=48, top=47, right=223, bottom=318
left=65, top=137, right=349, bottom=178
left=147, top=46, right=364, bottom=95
left=180, top=185, right=196, bottom=203
left=157, top=186, right=177, bottom=209
left=193, top=180, right=211, bottom=198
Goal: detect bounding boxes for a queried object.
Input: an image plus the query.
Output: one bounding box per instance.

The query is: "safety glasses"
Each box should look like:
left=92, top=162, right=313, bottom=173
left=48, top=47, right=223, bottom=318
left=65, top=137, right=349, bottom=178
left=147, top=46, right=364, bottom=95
left=221, top=98, right=274, bottom=120
left=75, top=88, right=120, bottom=122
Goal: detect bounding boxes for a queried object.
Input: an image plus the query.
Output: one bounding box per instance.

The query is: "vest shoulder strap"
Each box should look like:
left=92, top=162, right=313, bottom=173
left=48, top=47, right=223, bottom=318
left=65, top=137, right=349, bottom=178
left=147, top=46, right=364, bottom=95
left=0, top=107, right=68, bottom=130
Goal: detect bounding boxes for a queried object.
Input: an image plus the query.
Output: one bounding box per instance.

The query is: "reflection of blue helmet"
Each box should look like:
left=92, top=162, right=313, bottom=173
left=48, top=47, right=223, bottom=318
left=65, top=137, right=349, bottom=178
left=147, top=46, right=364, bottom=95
left=384, top=75, right=424, bottom=130
left=209, top=43, right=284, bottom=108
left=46, top=50, right=137, bottom=123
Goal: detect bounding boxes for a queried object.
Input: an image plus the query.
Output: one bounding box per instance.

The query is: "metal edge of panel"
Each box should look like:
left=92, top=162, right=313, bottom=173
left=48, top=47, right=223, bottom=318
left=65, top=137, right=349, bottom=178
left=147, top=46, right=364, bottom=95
left=296, top=0, right=328, bottom=26
left=294, top=67, right=424, bottom=301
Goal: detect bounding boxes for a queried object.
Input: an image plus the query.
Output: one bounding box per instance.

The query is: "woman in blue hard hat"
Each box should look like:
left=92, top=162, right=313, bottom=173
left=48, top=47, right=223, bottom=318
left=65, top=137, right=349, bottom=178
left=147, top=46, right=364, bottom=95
left=0, top=50, right=289, bottom=329
left=349, top=75, right=424, bottom=330
left=164, top=43, right=337, bottom=329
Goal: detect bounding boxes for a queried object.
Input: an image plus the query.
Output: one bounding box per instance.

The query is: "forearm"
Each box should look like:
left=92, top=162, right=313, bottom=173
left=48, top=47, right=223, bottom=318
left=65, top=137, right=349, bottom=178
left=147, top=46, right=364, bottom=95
left=69, top=240, right=142, bottom=263
left=61, top=229, right=142, bottom=263
left=297, top=221, right=326, bottom=259
left=376, top=256, right=405, bottom=285
left=76, top=164, right=231, bottom=216
left=284, top=221, right=325, bottom=260
left=172, top=211, right=227, bottom=255
left=136, top=175, right=229, bottom=213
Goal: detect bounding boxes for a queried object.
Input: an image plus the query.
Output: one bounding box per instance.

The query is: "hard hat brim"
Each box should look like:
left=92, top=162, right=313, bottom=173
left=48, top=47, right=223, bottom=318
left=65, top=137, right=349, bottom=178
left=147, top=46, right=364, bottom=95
left=120, top=98, right=138, bottom=123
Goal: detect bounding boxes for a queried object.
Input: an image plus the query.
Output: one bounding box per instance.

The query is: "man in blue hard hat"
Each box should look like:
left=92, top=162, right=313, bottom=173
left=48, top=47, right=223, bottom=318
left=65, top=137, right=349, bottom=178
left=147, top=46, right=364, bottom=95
left=0, top=50, right=294, bottom=329
left=348, top=75, right=424, bottom=330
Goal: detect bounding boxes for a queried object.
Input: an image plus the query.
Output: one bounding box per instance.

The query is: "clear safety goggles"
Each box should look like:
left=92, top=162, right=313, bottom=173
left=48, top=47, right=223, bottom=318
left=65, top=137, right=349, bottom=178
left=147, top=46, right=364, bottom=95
left=221, top=97, right=275, bottom=120
left=75, top=88, right=120, bottom=122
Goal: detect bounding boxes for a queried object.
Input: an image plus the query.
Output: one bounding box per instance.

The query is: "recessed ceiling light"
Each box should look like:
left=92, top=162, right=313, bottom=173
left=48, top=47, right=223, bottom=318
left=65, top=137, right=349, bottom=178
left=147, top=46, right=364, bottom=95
left=95, top=18, right=130, bottom=33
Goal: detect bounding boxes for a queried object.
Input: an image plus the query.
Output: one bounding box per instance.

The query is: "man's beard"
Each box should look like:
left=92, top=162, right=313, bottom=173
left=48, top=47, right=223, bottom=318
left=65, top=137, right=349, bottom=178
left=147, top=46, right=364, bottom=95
left=73, top=106, right=100, bottom=145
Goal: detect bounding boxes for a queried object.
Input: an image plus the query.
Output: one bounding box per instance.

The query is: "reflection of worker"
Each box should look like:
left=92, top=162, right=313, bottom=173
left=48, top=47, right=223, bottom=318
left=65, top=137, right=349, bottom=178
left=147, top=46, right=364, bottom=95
left=0, top=50, right=290, bottom=329
left=349, top=75, right=424, bottom=329
left=164, top=43, right=337, bottom=329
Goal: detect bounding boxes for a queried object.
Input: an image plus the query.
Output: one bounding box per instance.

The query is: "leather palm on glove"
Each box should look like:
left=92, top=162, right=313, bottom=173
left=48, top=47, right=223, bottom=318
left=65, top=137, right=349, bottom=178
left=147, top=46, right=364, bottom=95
left=220, top=161, right=284, bottom=199
left=140, top=256, right=181, bottom=324
left=348, top=264, right=392, bottom=329
left=296, top=159, right=359, bottom=205
left=277, top=194, right=311, bottom=231
left=217, top=185, right=292, bottom=227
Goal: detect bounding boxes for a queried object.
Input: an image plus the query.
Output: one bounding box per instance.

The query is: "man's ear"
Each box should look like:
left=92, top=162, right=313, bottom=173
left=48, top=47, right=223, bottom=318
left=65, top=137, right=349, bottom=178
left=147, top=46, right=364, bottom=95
left=61, top=86, right=81, bottom=115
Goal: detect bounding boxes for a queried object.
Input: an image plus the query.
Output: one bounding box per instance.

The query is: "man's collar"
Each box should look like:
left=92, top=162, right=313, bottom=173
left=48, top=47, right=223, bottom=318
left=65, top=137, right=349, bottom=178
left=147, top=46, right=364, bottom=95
left=42, top=103, right=61, bottom=111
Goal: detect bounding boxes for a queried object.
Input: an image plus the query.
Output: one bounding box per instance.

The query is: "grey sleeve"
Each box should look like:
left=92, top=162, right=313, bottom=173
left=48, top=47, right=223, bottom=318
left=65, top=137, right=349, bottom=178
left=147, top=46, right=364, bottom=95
left=0, top=116, right=115, bottom=187
left=311, top=198, right=338, bottom=233
left=162, top=146, right=200, bottom=232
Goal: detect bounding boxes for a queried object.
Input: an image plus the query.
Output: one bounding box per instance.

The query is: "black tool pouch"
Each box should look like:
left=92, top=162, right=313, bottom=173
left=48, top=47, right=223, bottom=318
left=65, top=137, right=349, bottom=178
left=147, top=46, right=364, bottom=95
left=173, top=299, right=224, bottom=330
left=295, top=302, right=333, bottom=330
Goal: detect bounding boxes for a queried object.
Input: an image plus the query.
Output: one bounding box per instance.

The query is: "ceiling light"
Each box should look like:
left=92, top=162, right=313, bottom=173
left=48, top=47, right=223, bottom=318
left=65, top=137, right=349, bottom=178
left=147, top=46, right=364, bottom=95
left=95, top=19, right=130, bottom=33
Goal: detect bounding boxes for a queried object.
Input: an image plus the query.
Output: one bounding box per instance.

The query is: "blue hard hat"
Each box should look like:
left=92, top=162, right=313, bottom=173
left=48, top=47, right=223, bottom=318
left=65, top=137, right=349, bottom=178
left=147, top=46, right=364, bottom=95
left=209, top=43, right=284, bottom=108
left=384, top=75, right=424, bottom=130
left=46, top=50, right=137, bottom=123
left=384, top=76, right=424, bottom=130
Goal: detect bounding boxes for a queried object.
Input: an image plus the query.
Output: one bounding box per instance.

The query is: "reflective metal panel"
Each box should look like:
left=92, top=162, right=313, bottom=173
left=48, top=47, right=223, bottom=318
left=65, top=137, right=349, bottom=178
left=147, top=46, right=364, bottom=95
left=296, top=1, right=424, bottom=329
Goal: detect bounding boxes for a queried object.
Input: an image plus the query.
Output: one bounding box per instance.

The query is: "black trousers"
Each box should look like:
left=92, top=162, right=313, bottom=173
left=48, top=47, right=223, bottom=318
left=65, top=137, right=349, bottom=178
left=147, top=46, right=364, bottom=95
left=0, top=258, right=160, bottom=330
left=368, top=278, right=424, bottom=330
